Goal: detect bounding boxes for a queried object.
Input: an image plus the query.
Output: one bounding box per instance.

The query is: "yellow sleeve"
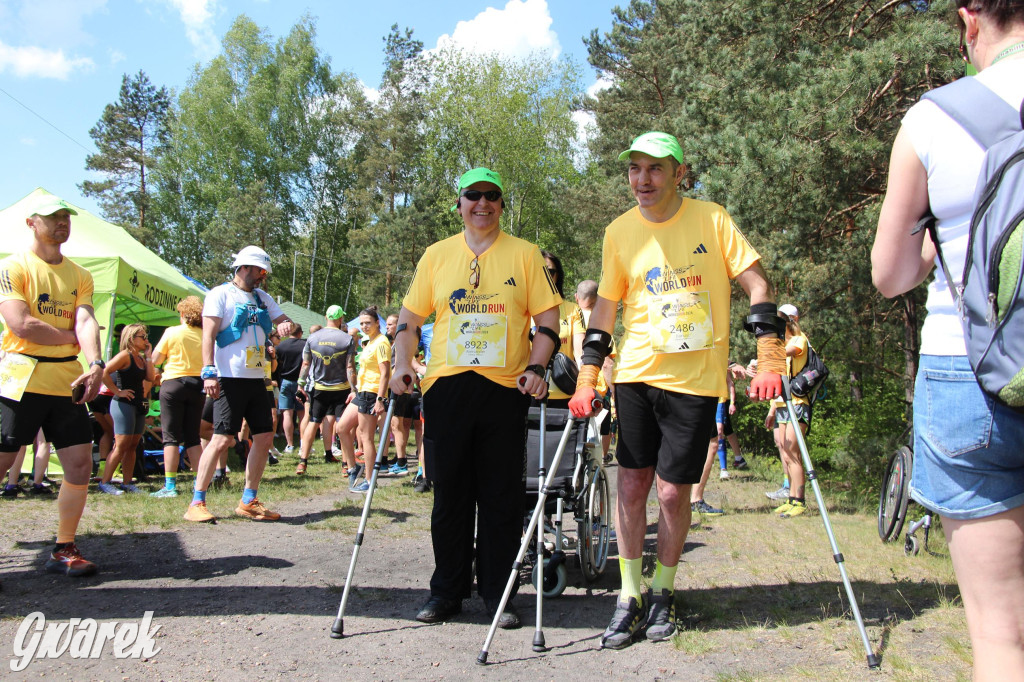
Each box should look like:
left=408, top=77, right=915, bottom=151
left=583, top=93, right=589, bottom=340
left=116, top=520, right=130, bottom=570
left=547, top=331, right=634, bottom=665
left=0, top=256, right=27, bottom=303
left=718, top=214, right=760, bottom=280
left=76, top=266, right=95, bottom=309
left=403, top=249, right=434, bottom=318
left=525, top=247, right=562, bottom=316
left=597, top=228, right=627, bottom=302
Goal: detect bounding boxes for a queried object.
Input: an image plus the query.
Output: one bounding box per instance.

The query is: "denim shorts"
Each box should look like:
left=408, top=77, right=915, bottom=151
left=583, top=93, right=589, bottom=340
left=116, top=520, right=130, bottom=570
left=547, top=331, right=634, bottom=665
left=911, top=354, right=1024, bottom=520
left=278, top=378, right=299, bottom=410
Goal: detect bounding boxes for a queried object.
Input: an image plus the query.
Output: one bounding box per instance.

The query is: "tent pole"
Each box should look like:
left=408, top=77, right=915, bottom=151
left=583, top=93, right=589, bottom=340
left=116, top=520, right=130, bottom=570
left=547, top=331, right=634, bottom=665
left=104, top=293, right=117, bottom=360
left=291, top=252, right=298, bottom=304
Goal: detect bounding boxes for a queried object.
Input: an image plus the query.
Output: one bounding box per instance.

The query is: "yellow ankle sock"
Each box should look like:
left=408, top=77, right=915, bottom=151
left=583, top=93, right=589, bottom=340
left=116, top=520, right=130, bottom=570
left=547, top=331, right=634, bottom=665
left=618, top=556, right=643, bottom=604
left=652, top=560, right=678, bottom=593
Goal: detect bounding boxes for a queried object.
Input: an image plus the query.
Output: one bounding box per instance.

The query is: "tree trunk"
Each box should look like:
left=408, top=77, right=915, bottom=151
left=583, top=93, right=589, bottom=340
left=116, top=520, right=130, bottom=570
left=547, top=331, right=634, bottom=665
left=849, top=338, right=863, bottom=402
left=903, top=295, right=919, bottom=406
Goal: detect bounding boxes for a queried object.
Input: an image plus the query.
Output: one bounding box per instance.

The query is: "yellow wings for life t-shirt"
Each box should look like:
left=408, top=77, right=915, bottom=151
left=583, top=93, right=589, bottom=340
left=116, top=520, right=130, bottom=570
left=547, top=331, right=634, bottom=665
left=357, top=333, right=391, bottom=394
left=404, top=231, right=562, bottom=394
left=153, top=324, right=203, bottom=380
left=0, top=251, right=94, bottom=396
left=597, top=199, right=759, bottom=398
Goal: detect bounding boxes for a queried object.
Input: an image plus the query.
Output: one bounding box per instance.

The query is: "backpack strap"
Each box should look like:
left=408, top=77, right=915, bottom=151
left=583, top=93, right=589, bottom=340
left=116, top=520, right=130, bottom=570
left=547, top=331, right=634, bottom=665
left=921, top=77, right=1021, bottom=150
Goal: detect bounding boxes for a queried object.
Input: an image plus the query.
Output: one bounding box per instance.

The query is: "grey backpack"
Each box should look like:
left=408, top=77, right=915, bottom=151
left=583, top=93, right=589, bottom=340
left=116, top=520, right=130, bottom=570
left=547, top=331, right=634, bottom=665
left=919, top=77, right=1024, bottom=409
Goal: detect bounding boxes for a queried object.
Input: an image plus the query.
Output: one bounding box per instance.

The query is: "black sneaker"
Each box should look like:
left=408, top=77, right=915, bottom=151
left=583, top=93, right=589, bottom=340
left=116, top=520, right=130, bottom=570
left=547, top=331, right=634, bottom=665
left=601, top=596, right=647, bottom=649
left=267, top=451, right=279, bottom=465
left=1, top=485, right=20, bottom=499
left=484, top=597, right=521, bottom=629
left=416, top=595, right=462, bottom=624
left=212, top=474, right=228, bottom=489
left=324, top=452, right=340, bottom=464
left=27, top=484, right=54, bottom=498
left=413, top=476, right=432, bottom=493
left=644, top=589, right=677, bottom=641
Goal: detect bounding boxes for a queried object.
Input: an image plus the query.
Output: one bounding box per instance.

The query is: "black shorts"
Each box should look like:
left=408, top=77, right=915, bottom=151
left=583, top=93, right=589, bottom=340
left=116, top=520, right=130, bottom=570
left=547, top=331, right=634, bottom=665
left=202, top=395, right=215, bottom=423
left=310, top=388, right=351, bottom=422
left=393, top=391, right=421, bottom=419
left=87, top=393, right=112, bottom=415
left=0, top=393, right=92, bottom=451
left=212, top=377, right=273, bottom=436
left=776, top=403, right=812, bottom=425
left=614, top=382, right=718, bottom=485
left=354, top=391, right=378, bottom=415
left=160, top=376, right=204, bottom=448
left=600, top=410, right=612, bottom=436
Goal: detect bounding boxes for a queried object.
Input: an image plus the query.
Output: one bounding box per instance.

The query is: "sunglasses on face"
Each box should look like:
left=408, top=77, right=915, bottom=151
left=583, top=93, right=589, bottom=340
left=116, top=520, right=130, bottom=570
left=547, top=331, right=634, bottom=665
left=461, top=189, right=502, bottom=202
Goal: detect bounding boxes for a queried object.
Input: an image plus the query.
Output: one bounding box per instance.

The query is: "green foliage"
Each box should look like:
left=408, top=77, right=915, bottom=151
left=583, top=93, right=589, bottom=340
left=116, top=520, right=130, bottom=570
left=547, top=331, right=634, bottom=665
left=80, top=70, right=171, bottom=244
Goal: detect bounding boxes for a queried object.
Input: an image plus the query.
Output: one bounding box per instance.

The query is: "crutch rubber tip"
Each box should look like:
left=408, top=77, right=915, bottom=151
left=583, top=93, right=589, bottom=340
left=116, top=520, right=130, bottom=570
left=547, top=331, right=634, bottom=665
left=867, top=653, right=881, bottom=669
left=532, top=632, right=546, bottom=651
left=330, top=618, right=344, bottom=639
left=476, top=651, right=489, bottom=666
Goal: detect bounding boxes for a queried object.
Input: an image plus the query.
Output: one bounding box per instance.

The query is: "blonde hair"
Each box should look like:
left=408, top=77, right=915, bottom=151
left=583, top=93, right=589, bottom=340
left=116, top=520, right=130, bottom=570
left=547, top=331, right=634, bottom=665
left=119, top=323, right=147, bottom=352
left=177, top=295, right=203, bottom=327
left=781, top=313, right=802, bottom=337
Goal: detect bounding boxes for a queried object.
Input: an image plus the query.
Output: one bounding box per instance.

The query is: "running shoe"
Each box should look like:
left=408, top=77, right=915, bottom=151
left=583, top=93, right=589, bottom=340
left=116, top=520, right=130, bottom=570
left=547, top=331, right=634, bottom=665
left=350, top=480, right=370, bottom=494
left=780, top=501, right=807, bottom=518
left=1, top=485, right=20, bottom=499
left=212, top=474, right=229, bottom=489
left=645, top=589, right=677, bottom=642
left=295, top=459, right=308, bottom=476
left=268, top=451, right=280, bottom=465
left=773, top=500, right=794, bottom=515
left=235, top=498, right=281, bottom=521
left=691, top=499, right=724, bottom=516
left=388, top=463, right=409, bottom=476
left=765, top=485, right=790, bottom=501
left=27, top=484, right=54, bottom=497
left=600, top=596, right=647, bottom=649
left=120, top=483, right=143, bottom=494
left=413, top=477, right=432, bottom=493
left=150, top=488, right=178, bottom=498
left=347, top=465, right=364, bottom=490
left=719, top=469, right=730, bottom=480
left=484, top=597, right=521, bottom=629
left=44, top=543, right=97, bottom=577
left=733, top=456, right=749, bottom=470
left=284, top=445, right=295, bottom=454
left=184, top=501, right=215, bottom=522
left=97, top=482, right=124, bottom=495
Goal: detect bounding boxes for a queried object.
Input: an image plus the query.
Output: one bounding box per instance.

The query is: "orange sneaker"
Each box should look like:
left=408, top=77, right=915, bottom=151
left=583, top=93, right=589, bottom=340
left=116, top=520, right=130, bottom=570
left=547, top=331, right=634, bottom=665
left=184, top=501, right=216, bottom=523
left=235, top=498, right=281, bottom=521
left=44, top=543, right=97, bottom=577
left=295, top=459, right=308, bottom=475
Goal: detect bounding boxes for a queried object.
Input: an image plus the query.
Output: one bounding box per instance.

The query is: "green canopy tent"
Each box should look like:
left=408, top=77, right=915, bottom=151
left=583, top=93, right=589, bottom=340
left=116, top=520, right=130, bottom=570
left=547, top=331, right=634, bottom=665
left=277, top=300, right=332, bottom=337
left=0, top=188, right=207, bottom=357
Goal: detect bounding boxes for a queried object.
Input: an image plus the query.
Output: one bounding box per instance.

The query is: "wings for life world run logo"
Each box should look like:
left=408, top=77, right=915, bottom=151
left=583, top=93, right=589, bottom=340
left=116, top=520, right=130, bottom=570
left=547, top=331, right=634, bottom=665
left=35, top=293, right=74, bottom=321
left=643, top=264, right=702, bottom=295
left=447, top=288, right=505, bottom=315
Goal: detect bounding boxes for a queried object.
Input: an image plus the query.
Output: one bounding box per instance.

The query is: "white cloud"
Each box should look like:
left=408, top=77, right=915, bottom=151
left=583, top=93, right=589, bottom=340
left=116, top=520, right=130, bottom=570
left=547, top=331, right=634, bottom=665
left=109, top=48, right=126, bottom=65
left=0, top=40, right=94, bottom=79
left=361, top=82, right=380, bottom=104
left=20, top=137, right=36, bottom=146
left=9, top=0, right=107, bottom=49
left=161, top=0, right=220, bottom=60
left=434, top=0, right=560, bottom=60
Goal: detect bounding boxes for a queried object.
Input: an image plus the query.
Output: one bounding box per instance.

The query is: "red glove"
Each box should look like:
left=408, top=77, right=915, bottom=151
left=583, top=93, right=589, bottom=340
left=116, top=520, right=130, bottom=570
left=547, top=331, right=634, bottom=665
left=748, top=372, right=782, bottom=401
left=569, top=387, right=602, bottom=418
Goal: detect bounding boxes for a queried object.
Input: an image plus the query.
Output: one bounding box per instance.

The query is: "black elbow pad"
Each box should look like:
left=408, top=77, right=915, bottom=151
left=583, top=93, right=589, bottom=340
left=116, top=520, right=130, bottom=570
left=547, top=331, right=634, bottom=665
left=581, top=329, right=612, bottom=367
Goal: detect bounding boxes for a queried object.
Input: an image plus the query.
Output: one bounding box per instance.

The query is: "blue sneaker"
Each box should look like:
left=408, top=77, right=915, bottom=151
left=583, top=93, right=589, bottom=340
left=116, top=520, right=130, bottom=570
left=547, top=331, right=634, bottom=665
left=351, top=480, right=370, bottom=494
left=97, top=482, right=124, bottom=495
left=347, top=465, right=364, bottom=491
left=150, top=488, right=178, bottom=498
left=120, top=483, right=143, bottom=494
left=388, top=463, right=409, bottom=476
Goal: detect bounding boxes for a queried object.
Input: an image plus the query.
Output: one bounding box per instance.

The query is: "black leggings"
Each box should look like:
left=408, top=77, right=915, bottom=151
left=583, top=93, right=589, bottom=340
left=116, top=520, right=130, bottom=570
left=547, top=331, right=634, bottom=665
left=160, top=376, right=204, bottom=448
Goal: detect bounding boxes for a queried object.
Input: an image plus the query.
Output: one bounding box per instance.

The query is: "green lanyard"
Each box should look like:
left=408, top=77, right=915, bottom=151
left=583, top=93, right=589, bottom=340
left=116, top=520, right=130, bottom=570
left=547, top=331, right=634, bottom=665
left=991, top=40, right=1024, bottom=67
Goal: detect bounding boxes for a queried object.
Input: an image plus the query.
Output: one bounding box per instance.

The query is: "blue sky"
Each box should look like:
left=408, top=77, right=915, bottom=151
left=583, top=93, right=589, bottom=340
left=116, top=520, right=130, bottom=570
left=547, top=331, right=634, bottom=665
left=0, top=0, right=620, bottom=218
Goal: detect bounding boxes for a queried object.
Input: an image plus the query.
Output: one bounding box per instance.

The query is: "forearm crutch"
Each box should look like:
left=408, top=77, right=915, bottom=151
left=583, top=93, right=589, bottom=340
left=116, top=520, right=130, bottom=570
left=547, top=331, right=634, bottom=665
left=477, top=411, right=575, bottom=665
left=330, top=384, right=402, bottom=639
left=781, top=376, right=880, bottom=669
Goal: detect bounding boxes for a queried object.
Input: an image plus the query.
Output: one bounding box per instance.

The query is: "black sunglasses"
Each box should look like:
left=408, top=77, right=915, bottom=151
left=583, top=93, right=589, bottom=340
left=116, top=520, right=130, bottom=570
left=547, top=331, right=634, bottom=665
left=461, top=189, right=502, bottom=202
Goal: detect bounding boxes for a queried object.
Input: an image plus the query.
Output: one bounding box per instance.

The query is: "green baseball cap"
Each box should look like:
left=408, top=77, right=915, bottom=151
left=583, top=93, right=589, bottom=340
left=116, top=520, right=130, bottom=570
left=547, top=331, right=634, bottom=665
left=325, top=305, right=345, bottom=320
left=617, top=132, right=684, bottom=165
left=457, top=167, right=503, bottom=192
left=28, top=196, right=78, bottom=218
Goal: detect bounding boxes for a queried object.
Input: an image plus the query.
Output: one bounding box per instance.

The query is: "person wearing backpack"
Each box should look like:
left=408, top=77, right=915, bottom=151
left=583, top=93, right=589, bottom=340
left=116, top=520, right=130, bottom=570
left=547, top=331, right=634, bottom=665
left=872, top=2, right=1024, bottom=678
left=764, top=305, right=813, bottom=519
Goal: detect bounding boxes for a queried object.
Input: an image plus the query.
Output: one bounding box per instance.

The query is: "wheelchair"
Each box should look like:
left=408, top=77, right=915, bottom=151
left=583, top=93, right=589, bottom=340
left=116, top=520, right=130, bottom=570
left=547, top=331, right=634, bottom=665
left=878, top=441, right=933, bottom=556
left=522, top=406, right=611, bottom=597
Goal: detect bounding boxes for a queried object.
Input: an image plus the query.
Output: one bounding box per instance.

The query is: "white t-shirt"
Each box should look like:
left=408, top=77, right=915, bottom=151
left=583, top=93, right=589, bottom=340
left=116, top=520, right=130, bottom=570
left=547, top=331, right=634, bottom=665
left=902, top=59, right=1024, bottom=356
left=203, top=282, right=283, bottom=379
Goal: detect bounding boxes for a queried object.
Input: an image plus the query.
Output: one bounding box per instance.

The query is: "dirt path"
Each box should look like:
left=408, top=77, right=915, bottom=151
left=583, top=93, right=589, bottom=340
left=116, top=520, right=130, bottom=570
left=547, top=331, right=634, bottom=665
left=0, top=464, right=961, bottom=681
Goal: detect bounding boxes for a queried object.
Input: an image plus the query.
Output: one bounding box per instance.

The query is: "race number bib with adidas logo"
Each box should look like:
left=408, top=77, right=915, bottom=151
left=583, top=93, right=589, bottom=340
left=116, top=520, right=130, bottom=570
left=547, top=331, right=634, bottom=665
left=647, top=291, right=714, bottom=353
left=447, top=313, right=507, bottom=367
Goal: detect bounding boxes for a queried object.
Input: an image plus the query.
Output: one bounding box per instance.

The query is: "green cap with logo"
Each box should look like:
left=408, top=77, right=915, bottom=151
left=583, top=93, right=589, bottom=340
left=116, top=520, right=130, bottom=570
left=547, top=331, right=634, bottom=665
left=618, top=132, right=684, bottom=165
left=457, top=167, right=503, bottom=192
left=325, top=305, right=345, bottom=320
left=28, top=195, right=78, bottom=218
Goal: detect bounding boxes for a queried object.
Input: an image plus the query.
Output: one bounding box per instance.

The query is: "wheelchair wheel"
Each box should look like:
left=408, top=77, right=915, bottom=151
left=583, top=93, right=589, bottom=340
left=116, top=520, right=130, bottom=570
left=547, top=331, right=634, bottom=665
left=578, top=464, right=611, bottom=582
left=532, top=557, right=568, bottom=598
left=878, top=446, right=913, bottom=542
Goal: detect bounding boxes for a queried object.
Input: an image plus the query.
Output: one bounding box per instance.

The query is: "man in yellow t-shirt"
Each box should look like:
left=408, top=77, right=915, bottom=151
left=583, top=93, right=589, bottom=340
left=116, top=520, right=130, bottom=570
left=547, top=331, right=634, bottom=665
left=568, top=132, right=788, bottom=648
left=0, top=195, right=106, bottom=579
left=390, top=167, right=561, bottom=630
